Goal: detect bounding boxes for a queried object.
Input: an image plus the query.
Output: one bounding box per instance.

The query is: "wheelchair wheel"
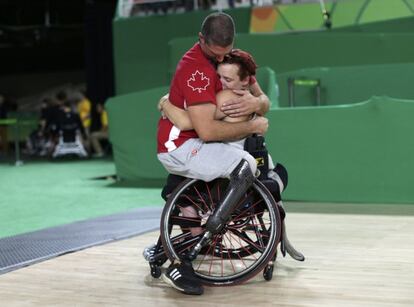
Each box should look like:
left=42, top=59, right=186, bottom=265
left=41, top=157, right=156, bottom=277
left=160, top=178, right=282, bottom=286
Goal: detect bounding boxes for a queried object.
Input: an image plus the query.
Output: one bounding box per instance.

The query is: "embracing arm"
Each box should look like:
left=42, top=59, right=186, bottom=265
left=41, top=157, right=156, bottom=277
left=249, top=82, right=270, bottom=116
left=220, top=82, right=270, bottom=118
left=158, top=94, right=193, bottom=131
left=188, top=103, right=268, bottom=142
left=158, top=92, right=239, bottom=130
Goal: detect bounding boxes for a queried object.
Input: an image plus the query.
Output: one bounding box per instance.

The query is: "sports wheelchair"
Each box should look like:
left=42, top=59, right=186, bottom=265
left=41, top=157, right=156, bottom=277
left=144, top=135, right=304, bottom=286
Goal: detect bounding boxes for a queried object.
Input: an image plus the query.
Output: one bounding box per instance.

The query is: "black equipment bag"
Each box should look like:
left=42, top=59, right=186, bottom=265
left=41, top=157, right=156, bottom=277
left=244, top=135, right=269, bottom=180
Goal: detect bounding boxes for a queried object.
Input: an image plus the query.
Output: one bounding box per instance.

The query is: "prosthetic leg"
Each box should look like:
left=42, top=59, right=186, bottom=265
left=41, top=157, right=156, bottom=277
left=187, top=159, right=255, bottom=260
left=244, top=134, right=304, bottom=262
left=266, top=163, right=305, bottom=262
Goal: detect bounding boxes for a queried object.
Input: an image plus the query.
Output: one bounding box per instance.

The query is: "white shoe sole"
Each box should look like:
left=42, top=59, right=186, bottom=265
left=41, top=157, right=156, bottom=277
left=161, top=273, right=186, bottom=293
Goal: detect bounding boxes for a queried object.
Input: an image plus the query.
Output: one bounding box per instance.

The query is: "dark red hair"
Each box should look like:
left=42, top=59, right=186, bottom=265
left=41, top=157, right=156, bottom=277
left=221, top=49, right=257, bottom=80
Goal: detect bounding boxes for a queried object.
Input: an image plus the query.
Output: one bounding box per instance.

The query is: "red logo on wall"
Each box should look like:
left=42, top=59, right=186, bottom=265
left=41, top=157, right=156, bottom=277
left=187, top=70, right=210, bottom=93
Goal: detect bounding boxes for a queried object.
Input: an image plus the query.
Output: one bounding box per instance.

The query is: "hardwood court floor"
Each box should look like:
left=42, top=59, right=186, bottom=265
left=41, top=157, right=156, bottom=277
left=1, top=210, right=414, bottom=307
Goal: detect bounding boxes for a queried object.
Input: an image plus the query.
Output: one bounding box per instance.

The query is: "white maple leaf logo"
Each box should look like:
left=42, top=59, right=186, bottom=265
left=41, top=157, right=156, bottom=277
left=187, top=70, right=210, bottom=93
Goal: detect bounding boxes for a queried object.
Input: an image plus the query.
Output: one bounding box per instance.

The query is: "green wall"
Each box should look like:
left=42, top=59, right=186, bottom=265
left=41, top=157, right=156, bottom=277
left=266, top=96, right=414, bottom=204
left=113, top=8, right=251, bottom=95
left=107, top=92, right=414, bottom=203
left=109, top=11, right=414, bottom=203
left=169, top=32, right=414, bottom=76
left=276, top=63, right=414, bottom=107
left=333, top=16, right=414, bottom=32
left=168, top=31, right=414, bottom=107
left=106, top=86, right=168, bottom=185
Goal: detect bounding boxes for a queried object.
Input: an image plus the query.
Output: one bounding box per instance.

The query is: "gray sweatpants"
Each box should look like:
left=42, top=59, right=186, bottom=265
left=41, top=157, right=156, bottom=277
left=158, top=138, right=257, bottom=182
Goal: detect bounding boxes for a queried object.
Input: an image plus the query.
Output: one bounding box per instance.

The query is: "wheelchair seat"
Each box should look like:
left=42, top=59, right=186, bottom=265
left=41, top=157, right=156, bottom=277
left=52, top=127, right=88, bottom=158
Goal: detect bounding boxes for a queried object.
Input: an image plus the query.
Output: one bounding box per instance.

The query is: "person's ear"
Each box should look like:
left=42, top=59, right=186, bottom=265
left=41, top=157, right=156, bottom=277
left=198, top=32, right=205, bottom=44
left=241, top=76, right=250, bottom=87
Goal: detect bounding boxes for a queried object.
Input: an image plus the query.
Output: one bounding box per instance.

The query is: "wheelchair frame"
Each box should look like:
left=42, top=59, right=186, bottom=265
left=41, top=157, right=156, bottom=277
left=144, top=136, right=304, bottom=285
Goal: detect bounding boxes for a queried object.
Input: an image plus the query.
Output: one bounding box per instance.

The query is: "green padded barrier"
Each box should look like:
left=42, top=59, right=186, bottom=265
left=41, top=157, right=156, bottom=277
left=255, top=66, right=279, bottom=109
left=333, top=16, right=414, bottom=33
left=276, top=62, right=414, bottom=107
left=265, top=96, right=414, bottom=204
left=169, top=32, right=414, bottom=78
left=107, top=90, right=414, bottom=203
left=113, top=8, right=251, bottom=95
left=106, top=86, right=169, bottom=184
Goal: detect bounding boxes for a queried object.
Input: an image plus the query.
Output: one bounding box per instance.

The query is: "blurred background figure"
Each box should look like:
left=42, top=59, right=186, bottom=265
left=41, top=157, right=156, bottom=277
left=51, top=99, right=88, bottom=158
left=89, top=103, right=109, bottom=158
left=26, top=97, right=56, bottom=156
left=0, top=94, right=9, bottom=155
left=0, top=95, right=6, bottom=118
left=0, top=94, right=18, bottom=155
left=76, top=89, right=92, bottom=139
left=42, top=92, right=66, bottom=155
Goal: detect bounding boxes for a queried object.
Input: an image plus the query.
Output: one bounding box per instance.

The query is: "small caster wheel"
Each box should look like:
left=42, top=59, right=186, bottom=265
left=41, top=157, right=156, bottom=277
left=150, top=264, right=162, bottom=278
left=263, top=264, right=274, bottom=281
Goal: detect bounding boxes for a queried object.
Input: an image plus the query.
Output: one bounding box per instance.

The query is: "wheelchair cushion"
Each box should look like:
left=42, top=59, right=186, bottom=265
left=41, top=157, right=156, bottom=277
left=161, top=174, right=186, bottom=201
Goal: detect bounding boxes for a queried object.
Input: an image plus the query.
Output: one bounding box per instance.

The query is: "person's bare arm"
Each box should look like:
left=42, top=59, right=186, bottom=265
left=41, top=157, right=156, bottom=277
left=220, top=82, right=270, bottom=118
left=158, top=94, right=193, bottom=131
left=249, top=82, right=270, bottom=115
left=215, top=89, right=250, bottom=123
left=159, top=92, right=241, bottom=130
left=188, top=103, right=268, bottom=142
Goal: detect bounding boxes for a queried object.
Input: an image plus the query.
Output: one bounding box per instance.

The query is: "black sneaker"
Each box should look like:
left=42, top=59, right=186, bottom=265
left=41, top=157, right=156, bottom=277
left=161, top=261, right=204, bottom=295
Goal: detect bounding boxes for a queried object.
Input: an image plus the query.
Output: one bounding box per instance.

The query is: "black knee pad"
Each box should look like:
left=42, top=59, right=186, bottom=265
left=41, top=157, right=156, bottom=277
left=274, top=163, right=288, bottom=190
left=264, top=163, right=288, bottom=203
left=277, top=203, right=286, bottom=220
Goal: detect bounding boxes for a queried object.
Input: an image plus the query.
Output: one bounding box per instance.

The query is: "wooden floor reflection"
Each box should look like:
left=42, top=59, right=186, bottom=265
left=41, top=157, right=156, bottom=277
left=1, top=209, right=414, bottom=306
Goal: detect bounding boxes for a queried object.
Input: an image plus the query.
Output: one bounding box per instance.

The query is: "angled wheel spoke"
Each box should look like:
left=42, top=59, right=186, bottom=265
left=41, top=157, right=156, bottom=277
left=180, top=194, right=206, bottom=214
left=227, top=231, right=258, bottom=263
left=227, top=228, right=265, bottom=254
left=172, top=234, right=201, bottom=254
left=193, top=186, right=210, bottom=212
left=170, top=215, right=201, bottom=228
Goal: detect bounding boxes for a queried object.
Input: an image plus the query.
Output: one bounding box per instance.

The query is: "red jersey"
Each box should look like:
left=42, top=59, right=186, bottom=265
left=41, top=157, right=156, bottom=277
left=157, top=43, right=222, bottom=153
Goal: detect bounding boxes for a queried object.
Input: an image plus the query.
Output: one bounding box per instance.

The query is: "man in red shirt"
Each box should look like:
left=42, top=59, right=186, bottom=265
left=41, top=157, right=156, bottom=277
left=156, top=12, right=269, bottom=295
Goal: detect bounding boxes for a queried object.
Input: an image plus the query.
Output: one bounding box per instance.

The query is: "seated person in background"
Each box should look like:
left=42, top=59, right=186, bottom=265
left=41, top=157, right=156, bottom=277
left=51, top=99, right=88, bottom=158
left=0, top=94, right=8, bottom=153
left=25, top=97, right=55, bottom=156
left=0, top=94, right=6, bottom=119
left=76, top=90, right=92, bottom=138
left=40, top=95, right=65, bottom=155
left=0, top=95, right=18, bottom=154
left=57, top=100, right=87, bottom=144
left=90, top=103, right=109, bottom=158
left=158, top=49, right=288, bottom=235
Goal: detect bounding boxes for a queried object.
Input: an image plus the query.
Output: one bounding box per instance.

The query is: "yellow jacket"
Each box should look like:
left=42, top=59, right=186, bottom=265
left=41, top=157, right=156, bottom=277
left=78, top=98, right=91, bottom=128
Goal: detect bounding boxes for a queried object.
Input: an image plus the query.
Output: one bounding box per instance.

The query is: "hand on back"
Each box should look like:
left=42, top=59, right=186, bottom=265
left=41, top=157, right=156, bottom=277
left=220, top=89, right=258, bottom=118
left=251, top=116, right=268, bottom=135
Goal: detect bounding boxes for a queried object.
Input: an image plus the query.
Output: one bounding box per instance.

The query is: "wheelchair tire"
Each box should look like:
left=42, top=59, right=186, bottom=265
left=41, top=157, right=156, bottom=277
left=160, top=178, right=282, bottom=286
